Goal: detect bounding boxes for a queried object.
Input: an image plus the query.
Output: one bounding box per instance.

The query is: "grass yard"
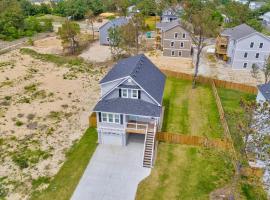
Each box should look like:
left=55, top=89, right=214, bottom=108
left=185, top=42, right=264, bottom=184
left=162, top=77, right=223, bottom=138
left=31, top=128, right=98, bottom=200
left=145, top=16, right=160, bottom=31
left=136, top=144, right=234, bottom=200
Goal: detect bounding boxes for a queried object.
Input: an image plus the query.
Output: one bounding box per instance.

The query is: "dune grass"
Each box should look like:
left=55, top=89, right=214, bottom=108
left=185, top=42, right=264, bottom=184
left=162, top=77, right=223, bottom=138
left=31, top=128, right=97, bottom=200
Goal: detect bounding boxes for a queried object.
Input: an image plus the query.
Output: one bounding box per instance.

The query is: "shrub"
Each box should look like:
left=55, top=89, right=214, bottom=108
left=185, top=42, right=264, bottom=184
left=15, top=120, right=24, bottom=126
left=32, top=176, right=51, bottom=189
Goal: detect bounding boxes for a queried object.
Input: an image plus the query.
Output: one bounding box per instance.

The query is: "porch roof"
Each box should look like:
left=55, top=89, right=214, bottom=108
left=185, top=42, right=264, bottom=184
left=93, top=98, right=161, bottom=117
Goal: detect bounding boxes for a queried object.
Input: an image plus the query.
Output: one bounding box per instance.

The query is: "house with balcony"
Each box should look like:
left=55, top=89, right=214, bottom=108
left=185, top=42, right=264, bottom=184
left=93, top=54, right=166, bottom=168
left=215, top=24, right=270, bottom=69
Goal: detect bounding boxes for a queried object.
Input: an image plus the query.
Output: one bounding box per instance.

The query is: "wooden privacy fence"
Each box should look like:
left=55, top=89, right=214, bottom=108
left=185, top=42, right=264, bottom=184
left=156, top=132, right=231, bottom=150
left=89, top=112, right=97, bottom=128
left=161, top=69, right=257, bottom=94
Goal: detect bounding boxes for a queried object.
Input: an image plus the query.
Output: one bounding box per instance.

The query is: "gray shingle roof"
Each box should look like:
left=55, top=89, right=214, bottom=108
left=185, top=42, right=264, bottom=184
left=93, top=98, right=162, bottom=117
left=99, top=17, right=128, bottom=31
left=258, top=83, right=270, bottom=100
left=221, top=24, right=256, bottom=40
left=100, top=54, right=166, bottom=104
left=163, top=20, right=181, bottom=32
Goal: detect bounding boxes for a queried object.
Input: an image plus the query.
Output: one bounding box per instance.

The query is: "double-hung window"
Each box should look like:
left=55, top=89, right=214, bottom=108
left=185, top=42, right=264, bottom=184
left=182, top=33, right=186, bottom=38
left=108, top=113, right=114, bottom=123
left=180, top=42, right=184, bottom=47
left=131, top=89, right=138, bottom=99
left=170, top=41, right=174, bottom=47
left=244, top=52, right=248, bottom=58
left=256, top=53, right=260, bottom=58
left=102, top=113, right=107, bottom=122
left=122, top=89, right=128, bottom=98
left=114, top=114, right=120, bottom=123
left=259, top=43, right=263, bottom=48
left=174, top=33, right=178, bottom=38
left=250, top=42, right=254, bottom=48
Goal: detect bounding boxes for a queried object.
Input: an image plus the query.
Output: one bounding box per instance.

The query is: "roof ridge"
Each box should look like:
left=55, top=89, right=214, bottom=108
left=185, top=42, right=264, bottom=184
left=130, top=54, right=144, bottom=78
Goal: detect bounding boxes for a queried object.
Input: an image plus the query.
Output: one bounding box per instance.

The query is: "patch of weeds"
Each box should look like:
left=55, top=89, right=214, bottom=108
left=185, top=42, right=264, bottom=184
left=32, top=90, right=47, bottom=99
left=27, top=67, right=39, bottom=74
left=32, top=176, right=51, bottom=190
left=15, top=120, right=24, bottom=126
left=63, top=72, right=78, bottom=80
left=24, top=83, right=38, bottom=93
left=17, top=113, right=24, bottom=118
left=4, top=96, right=11, bottom=101
left=12, top=148, right=52, bottom=169
left=47, top=111, right=63, bottom=121
left=61, top=104, right=68, bottom=109
left=0, top=177, right=8, bottom=199
left=0, top=61, right=14, bottom=68
left=27, top=114, right=35, bottom=121
left=46, top=127, right=55, bottom=135
left=0, top=80, right=13, bottom=88
left=17, top=96, right=31, bottom=104
left=0, top=138, right=4, bottom=146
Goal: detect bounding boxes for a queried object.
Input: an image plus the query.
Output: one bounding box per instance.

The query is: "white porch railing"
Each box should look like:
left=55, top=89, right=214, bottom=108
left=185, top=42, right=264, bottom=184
left=126, top=122, right=149, bottom=133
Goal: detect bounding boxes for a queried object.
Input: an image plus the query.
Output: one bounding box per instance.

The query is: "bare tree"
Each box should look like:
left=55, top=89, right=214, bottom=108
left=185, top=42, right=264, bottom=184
left=85, top=10, right=96, bottom=40
left=251, top=63, right=260, bottom=79
left=182, top=0, right=220, bottom=88
left=261, top=56, right=270, bottom=84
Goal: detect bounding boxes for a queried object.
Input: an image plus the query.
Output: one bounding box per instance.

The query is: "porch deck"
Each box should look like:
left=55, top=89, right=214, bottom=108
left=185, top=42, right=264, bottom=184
left=126, top=121, right=155, bottom=134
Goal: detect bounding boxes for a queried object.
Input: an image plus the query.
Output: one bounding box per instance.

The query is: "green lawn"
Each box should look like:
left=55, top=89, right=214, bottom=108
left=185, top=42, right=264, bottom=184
left=145, top=16, right=160, bottom=31
left=162, top=77, right=223, bottom=138
left=31, top=128, right=98, bottom=200
left=136, top=144, right=234, bottom=200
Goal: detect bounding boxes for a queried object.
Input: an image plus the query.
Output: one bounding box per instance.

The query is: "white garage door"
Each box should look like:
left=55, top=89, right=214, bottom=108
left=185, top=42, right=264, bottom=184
left=101, top=132, right=122, bottom=146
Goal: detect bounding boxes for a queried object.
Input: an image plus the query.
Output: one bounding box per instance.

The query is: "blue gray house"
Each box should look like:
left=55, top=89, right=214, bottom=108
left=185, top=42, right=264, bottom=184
left=160, top=6, right=183, bottom=23
left=257, top=83, right=270, bottom=103
left=93, top=54, right=166, bottom=168
left=99, top=17, right=129, bottom=45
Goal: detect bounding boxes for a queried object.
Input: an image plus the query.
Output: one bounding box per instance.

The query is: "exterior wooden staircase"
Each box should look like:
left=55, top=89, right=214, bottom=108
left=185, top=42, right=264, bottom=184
left=142, top=123, right=157, bottom=168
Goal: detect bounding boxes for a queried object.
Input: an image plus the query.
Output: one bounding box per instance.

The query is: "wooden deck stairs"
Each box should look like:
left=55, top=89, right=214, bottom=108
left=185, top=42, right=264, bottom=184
left=142, top=123, right=157, bottom=168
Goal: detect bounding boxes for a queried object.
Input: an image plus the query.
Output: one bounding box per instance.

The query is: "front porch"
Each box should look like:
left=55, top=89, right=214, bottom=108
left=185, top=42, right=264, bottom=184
left=125, top=115, right=156, bottom=134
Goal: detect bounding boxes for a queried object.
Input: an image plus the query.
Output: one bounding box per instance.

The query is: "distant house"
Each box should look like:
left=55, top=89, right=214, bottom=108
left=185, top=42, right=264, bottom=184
left=157, top=21, right=192, bottom=57
left=93, top=54, right=166, bottom=168
left=99, top=17, right=129, bottom=45
left=257, top=83, right=270, bottom=103
left=215, top=24, right=270, bottom=69
left=160, top=6, right=183, bottom=23
left=262, top=12, right=270, bottom=27
left=249, top=1, right=265, bottom=10
left=127, top=5, right=140, bottom=15
left=233, top=0, right=248, bottom=4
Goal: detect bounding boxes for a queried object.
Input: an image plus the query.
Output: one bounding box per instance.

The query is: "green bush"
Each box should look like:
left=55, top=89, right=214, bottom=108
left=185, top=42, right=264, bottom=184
left=15, top=120, right=24, bottom=126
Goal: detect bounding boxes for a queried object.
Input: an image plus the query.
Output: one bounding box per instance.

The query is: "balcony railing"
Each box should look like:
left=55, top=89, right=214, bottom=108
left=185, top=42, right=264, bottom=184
left=217, top=36, right=228, bottom=45
left=126, top=122, right=154, bottom=134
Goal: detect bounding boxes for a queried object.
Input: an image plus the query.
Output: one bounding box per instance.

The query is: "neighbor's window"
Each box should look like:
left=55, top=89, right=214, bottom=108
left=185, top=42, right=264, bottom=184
left=182, top=33, right=186, bottom=38
left=114, top=114, right=120, bottom=124
left=107, top=37, right=110, bottom=42
left=243, top=63, right=247, bottom=68
left=122, top=89, right=128, bottom=98
left=244, top=52, right=248, bottom=58
left=170, top=41, right=174, bottom=47
left=179, top=51, right=182, bottom=56
left=174, top=33, right=178, bottom=38
left=180, top=42, right=184, bottom=47
left=259, top=43, right=263, bottom=48
left=108, top=113, right=114, bottom=123
left=102, top=113, right=107, bottom=122
left=250, top=42, right=254, bottom=48
left=256, top=53, right=260, bottom=58
left=171, top=50, right=175, bottom=56
left=131, top=89, right=138, bottom=99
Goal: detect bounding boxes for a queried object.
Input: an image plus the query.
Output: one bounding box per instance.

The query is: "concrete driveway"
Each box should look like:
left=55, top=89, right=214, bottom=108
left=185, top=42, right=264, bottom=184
left=71, top=134, right=151, bottom=200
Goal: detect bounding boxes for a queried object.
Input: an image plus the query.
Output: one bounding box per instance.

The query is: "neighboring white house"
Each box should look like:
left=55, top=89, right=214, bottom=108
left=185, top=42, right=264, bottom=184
left=257, top=83, right=270, bottom=103
left=233, top=0, right=248, bottom=4
left=221, top=24, right=270, bottom=69
left=249, top=1, right=266, bottom=10
left=262, top=12, right=270, bottom=26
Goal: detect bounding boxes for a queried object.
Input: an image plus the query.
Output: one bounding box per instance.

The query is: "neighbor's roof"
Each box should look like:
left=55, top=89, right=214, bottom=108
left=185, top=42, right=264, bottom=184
left=99, top=17, right=128, bottom=30
left=221, top=24, right=256, bottom=40
left=100, top=54, right=166, bottom=104
left=258, top=83, right=270, bottom=100
left=94, top=98, right=162, bottom=117
left=162, top=20, right=182, bottom=32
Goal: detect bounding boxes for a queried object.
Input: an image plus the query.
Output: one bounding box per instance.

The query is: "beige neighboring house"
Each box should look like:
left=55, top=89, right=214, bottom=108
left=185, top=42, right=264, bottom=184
left=157, top=21, right=192, bottom=57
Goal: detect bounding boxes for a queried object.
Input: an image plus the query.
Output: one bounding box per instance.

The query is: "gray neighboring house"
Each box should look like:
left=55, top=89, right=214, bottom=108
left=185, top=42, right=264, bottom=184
left=157, top=21, right=192, bottom=57
left=93, top=54, right=166, bottom=168
left=160, top=6, right=183, bottom=23
left=220, top=24, right=270, bottom=69
left=249, top=1, right=266, bottom=10
left=257, top=83, right=270, bottom=103
left=99, top=17, right=128, bottom=45
left=262, top=12, right=270, bottom=27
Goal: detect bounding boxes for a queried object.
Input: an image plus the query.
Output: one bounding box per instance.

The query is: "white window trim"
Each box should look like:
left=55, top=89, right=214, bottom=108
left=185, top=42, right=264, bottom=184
left=250, top=42, right=254, bottom=48
left=182, top=33, right=186, bottom=38
left=243, top=63, right=247, bottom=68
left=131, top=89, right=138, bottom=99
left=244, top=52, right=248, bottom=58
left=259, top=43, right=263, bottom=48
left=256, top=53, right=260, bottom=58
left=122, top=88, right=128, bottom=98
left=101, top=112, right=121, bottom=124
left=170, top=41, right=174, bottom=47
left=171, top=50, right=175, bottom=56
left=174, top=32, right=178, bottom=39
left=178, top=51, right=182, bottom=56
left=180, top=42, right=184, bottom=48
